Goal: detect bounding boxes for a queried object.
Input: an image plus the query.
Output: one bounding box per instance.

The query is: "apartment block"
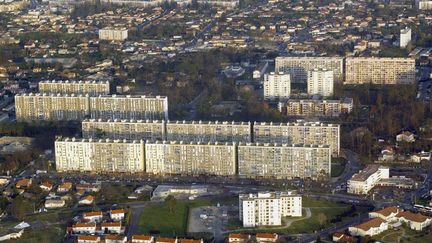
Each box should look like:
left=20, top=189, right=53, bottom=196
left=419, top=1, right=432, bottom=10
left=166, top=120, right=251, bottom=143
left=278, top=98, right=353, bottom=117
left=400, top=28, right=412, bottom=48
left=82, top=119, right=165, bottom=141
left=347, top=165, right=390, bottom=194
left=239, top=191, right=302, bottom=227
left=275, top=57, right=344, bottom=83
left=263, top=72, right=291, bottom=100
left=98, top=27, right=128, bottom=41
left=237, top=143, right=331, bottom=179
left=55, top=137, right=145, bottom=173
left=253, top=121, right=340, bottom=156
left=90, top=95, right=168, bottom=120
left=38, top=80, right=110, bottom=95
left=145, top=141, right=237, bottom=176
left=15, top=93, right=90, bottom=122
left=307, top=69, right=334, bottom=97
left=345, top=57, right=415, bottom=84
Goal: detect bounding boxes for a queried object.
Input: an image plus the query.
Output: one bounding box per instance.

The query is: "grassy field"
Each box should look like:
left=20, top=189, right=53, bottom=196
left=10, top=226, right=64, bottom=243
left=137, top=199, right=211, bottom=237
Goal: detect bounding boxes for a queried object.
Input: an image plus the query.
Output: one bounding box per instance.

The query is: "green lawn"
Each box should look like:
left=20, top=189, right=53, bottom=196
left=287, top=207, right=350, bottom=234
left=26, top=209, right=73, bottom=223
left=137, top=199, right=211, bottom=237
left=9, top=226, right=64, bottom=243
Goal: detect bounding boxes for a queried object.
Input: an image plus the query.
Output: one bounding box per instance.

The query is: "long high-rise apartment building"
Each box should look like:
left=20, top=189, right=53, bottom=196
left=263, top=72, right=291, bottom=100
left=166, top=120, right=251, bottom=143
left=345, top=57, right=415, bottom=84
left=145, top=141, right=237, bottom=176
left=307, top=69, right=334, bottom=97
left=15, top=93, right=90, bottom=121
left=38, top=80, right=110, bottom=95
left=278, top=98, right=353, bottom=117
left=253, top=121, right=340, bottom=156
left=15, top=94, right=168, bottom=122
left=275, top=57, right=344, bottom=83
left=237, top=143, right=331, bottom=179
left=55, top=137, right=145, bottom=173
left=82, top=119, right=165, bottom=141
left=89, top=95, right=168, bottom=120
left=239, top=191, right=302, bottom=227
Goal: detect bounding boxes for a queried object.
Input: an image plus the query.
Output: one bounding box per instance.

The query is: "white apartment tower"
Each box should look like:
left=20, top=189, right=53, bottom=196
left=239, top=191, right=302, bottom=227
left=98, top=28, right=128, bottom=41
left=263, top=72, right=291, bottom=100
left=307, top=69, right=334, bottom=97
left=418, top=1, right=432, bottom=10
left=400, top=28, right=412, bottom=48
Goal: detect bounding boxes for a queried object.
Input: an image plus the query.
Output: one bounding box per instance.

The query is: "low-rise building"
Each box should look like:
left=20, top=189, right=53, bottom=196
left=79, top=195, right=95, bottom=205
left=131, top=235, right=154, bottom=243
left=72, top=222, right=97, bottom=234
left=105, top=235, right=127, bottom=243
left=156, top=237, right=178, bottom=243
left=348, top=218, right=388, bottom=237
left=83, top=211, right=103, bottom=222
left=77, top=235, right=101, bottom=243
left=57, top=182, right=73, bottom=193
left=347, top=165, right=390, bottom=194
left=110, top=209, right=126, bottom=221
left=228, top=234, right=250, bottom=243
left=395, top=211, right=432, bottom=231
left=45, top=199, right=66, bottom=209
left=369, top=207, right=403, bottom=222
left=101, top=221, right=122, bottom=234
left=255, top=233, right=278, bottom=242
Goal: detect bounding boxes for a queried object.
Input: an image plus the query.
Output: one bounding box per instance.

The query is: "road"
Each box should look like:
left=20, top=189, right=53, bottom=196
left=137, top=9, right=170, bottom=31
left=331, top=149, right=362, bottom=188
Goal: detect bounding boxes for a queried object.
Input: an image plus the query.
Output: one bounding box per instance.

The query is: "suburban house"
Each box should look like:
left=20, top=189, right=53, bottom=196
left=156, top=237, right=178, bottom=243
left=83, top=211, right=103, bottom=222
left=105, top=234, right=127, bottom=243
left=228, top=234, right=251, bottom=243
left=396, top=131, right=415, bottom=143
left=332, top=232, right=355, bottom=242
left=79, top=195, right=94, bottom=205
left=348, top=218, right=388, bottom=236
left=45, top=199, right=66, bottom=209
left=39, top=181, right=53, bottom=191
left=101, top=222, right=122, bottom=234
left=131, top=235, right=154, bottom=243
left=57, top=182, right=73, bottom=192
left=15, top=178, right=32, bottom=189
left=77, top=235, right=101, bottom=243
left=72, top=222, right=97, bottom=234
left=255, top=233, right=279, bottom=242
left=179, top=239, right=203, bottom=243
left=110, top=209, right=126, bottom=221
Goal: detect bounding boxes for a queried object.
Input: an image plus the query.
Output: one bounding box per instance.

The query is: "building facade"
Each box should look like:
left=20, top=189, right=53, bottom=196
left=418, top=1, right=432, bottom=10
left=82, top=119, right=165, bottom=141
left=253, top=121, right=340, bottom=156
left=239, top=191, right=302, bottom=227
left=400, top=28, right=412, bottom=48
left=38, top=80, right=110, bottom=95
left=15, top=93, right=90, bottom=121
left=145, top=141, right=237, bottom=176
left=275, top=57, right=344, bottom=83
left=279, top=98, right=353, bottom=117
left=55, top=137, right=145, bottom=173
left=347, top=165, right=390, bottom=194
left=166, top=120, right=251, bottom=143
left=237, top=143, right=331, bottom=179
left=307, top=69, right=334, bottom=97
left=263, top=72, right=291, bottom=100
left=89, top=95, right=168, bottom=121
left=98, top=28, right=128, bottom=41
left=345, top=57, right=415, bottom=84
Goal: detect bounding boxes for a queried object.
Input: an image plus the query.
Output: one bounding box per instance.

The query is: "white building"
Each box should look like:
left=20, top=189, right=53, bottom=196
left=348, top=218, right=388, bottom=237
left=419, top=1, right=432, bottom=9
left=307, top=69, right=334, bottom=97
left=99, top=28, right=128, bottom=41
left=347, top=165, right=390, bottom=194
left=239, top=191, right=302, bottom=227
left=400, top=28, right=412, bottom=48
left=110, top=209, right=126, bottom=221
left=44, top=199, right=66, bottom=209
left=263, top=72, right=291, bottom=100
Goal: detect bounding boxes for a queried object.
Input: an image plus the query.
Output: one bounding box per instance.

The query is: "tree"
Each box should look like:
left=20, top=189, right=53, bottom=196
left=165, top=195, right=177, bottom=214
left=317, top=213, right=327, bottom=227
left=10, top=197, right=27, bottom=220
